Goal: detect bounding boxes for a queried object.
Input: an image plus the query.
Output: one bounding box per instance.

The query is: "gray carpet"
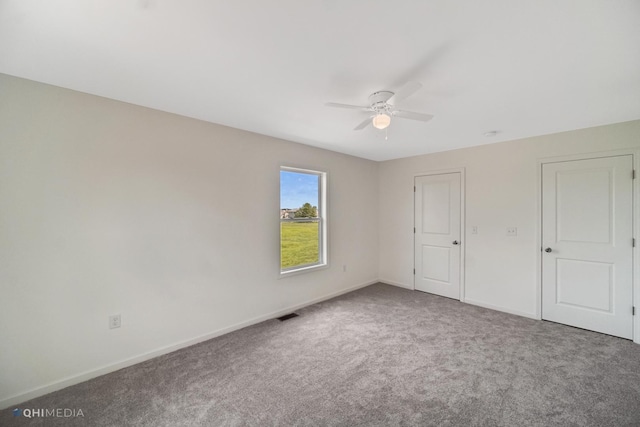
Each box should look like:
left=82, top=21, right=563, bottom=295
left=2, top=283, right=640, bottom=426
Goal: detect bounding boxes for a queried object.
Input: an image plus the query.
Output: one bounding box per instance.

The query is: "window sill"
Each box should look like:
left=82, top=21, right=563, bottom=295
left=279, top=263, right=328, bottom=278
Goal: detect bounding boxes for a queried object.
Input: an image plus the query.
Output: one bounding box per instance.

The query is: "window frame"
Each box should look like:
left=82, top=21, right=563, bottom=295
left=279, top=166, right=327, bottom=276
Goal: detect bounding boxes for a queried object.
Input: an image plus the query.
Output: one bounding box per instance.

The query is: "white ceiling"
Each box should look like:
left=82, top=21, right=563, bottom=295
left=1, top=1, right=639, bottom=161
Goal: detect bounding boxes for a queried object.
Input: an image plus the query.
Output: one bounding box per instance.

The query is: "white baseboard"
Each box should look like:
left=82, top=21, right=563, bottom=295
left=379, top=279, right=414, bottom=290
left=464, top=298, right=538, bottom=320
left=0, top=279, right=378, bottom=410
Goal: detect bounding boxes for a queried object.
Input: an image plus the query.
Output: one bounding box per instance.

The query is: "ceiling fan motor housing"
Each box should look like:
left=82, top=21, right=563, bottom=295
left=369, top=91, right=394, bottom=114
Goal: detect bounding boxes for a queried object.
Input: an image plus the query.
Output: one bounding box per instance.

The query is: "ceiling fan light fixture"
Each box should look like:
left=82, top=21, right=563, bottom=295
left=372, top=113, right=391, bottom=130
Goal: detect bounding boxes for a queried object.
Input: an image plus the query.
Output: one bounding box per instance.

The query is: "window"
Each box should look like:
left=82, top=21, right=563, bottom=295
left=280, top=167, right=326, bottom=274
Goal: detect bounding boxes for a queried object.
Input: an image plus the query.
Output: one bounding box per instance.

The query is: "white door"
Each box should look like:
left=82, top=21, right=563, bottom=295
left=542, top=155, right=633, bottom=339
left=414, top=173, right=461, bottom=299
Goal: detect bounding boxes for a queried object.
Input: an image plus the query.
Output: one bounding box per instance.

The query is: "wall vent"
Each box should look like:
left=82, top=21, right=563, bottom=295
left=277, top=313, right=299, bottom=321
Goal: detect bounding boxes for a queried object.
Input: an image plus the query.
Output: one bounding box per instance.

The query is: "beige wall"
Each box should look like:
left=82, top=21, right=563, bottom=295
left=0, top=74, right=379, bottom=407
left=379, top=120, right=640, bottom=320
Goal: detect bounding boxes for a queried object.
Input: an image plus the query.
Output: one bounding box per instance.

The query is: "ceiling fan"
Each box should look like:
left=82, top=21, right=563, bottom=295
left=326, top=81, right=434, bottom=131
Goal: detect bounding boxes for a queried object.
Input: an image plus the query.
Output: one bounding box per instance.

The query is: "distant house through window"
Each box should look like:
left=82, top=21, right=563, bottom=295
left=280, top=167, right=326, bottom=274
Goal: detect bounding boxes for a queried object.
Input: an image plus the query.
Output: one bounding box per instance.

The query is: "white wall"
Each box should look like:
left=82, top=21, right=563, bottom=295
left=379, top=120, right=640, bottom=318
left=0, top=74, right=379, bottom=407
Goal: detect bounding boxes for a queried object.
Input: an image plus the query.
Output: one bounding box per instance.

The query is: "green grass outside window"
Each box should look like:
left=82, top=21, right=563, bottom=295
left=281, top=221, right=319, bottom=269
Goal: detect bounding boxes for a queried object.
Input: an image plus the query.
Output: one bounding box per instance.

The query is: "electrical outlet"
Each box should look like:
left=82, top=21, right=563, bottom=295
left=109, top=314, right=121, bottom=329
left=506, top=227, right=517, bottom=236
left=471, top=226, right=478, bottom=234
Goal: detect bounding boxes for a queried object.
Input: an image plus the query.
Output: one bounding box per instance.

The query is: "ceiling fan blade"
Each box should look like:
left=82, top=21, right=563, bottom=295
left=325, top=102, right=370, bottom=111
left=393, top=110, right=434, bottom=122
left=387, top=81, right=423, bottom=105
left=354, top=116, right=373, bottom=130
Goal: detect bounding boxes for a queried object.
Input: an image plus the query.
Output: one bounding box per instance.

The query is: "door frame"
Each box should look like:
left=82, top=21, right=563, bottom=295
left=413, top=167, right=466, bottom=302
left=537, top=149, right=639, bottom=344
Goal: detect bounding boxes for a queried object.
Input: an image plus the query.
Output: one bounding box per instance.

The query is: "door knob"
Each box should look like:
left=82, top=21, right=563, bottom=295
left=544, top=247, right=552, bottom=253
left=452, top=240, right=460, bottom=245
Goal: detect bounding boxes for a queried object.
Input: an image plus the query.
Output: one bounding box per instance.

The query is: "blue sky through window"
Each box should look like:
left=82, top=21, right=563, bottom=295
left=280, top=171, right=319, bottom=209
